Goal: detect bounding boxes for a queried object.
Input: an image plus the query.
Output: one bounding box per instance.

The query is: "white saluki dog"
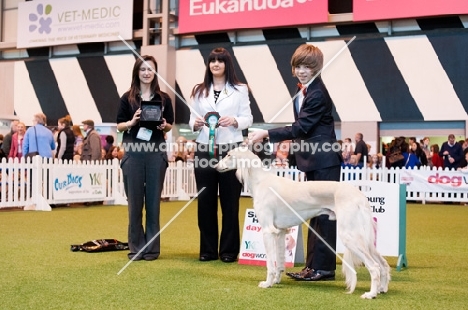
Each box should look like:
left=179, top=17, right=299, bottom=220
left=216, top=146, right=390, bottom=299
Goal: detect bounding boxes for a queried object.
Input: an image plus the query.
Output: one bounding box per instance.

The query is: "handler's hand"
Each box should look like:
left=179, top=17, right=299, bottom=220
left=248, top=130, right=269, bottom=143
left=193, top=117, right=205, bottom=131
left=157, top=118, right=167, bottom=131
left=128, top=108, right=141, bottom=127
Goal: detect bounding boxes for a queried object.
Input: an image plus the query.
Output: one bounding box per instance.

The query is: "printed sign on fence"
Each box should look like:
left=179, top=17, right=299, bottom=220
left=239, top=209, right=303, bottom=267
left=400, top=169, right=468, bottom=192
left=52, top=166, right=106, bottom=200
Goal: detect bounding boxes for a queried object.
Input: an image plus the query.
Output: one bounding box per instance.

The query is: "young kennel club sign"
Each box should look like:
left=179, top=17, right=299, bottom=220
left=52, top=166, right=106, bottom=200
left=17, top=0, right=133, bottom=48
left=337, top=181, right=407, bottom=271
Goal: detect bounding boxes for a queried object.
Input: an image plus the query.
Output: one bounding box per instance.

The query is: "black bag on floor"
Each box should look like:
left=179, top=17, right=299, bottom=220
left=70, top=239, right=129, bottom=252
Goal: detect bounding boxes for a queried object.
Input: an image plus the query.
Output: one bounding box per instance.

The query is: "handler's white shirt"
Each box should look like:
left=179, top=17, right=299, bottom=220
left=189, top=83, right=253, bottom=144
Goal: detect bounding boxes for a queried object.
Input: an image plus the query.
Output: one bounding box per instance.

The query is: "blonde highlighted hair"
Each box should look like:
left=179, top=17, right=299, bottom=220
left=58, top=115, right=72, bottom=127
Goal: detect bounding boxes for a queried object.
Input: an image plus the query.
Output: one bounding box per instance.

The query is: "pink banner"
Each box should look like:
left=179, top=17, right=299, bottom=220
left=354, top=0, right=468, bottom=21
left=178, top=0, right=328, bottom=34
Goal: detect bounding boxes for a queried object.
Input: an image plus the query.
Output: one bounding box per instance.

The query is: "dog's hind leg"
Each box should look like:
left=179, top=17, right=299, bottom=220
left=372, top=249, right=391, bottom=294
left=259, top=230, right=278, bottom=288
left=342, top=240, right=380, bottom=299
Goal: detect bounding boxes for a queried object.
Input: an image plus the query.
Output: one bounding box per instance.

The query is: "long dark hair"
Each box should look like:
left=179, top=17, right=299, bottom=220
left=191, top=47, right=243, bottom=99
left=127, top=55, right=164, bottom=109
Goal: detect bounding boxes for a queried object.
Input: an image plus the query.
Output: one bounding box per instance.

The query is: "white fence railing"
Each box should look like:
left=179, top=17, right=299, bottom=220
left=1, top=157, right=467, bottom=210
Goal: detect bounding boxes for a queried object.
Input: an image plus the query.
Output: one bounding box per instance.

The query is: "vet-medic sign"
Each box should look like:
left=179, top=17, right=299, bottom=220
left=17, top=0, right=133, bottom=48
left=178, top=0, right=328, bottom=34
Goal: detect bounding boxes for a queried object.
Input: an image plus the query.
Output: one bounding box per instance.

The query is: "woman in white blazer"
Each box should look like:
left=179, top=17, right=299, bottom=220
left=189, top=47, right=253, bottom=263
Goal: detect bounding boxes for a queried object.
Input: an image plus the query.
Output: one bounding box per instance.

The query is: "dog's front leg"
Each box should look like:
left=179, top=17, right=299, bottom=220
left=274, top=230, right=286, bottom=284
left=259, top=231, right=277, bottom=288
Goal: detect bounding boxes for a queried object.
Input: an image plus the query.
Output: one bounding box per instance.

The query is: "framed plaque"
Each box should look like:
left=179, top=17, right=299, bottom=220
left=140, top=99, right=163, bottom=128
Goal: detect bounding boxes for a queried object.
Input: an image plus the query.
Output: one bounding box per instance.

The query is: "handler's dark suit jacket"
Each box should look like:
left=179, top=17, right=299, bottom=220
left=268, top=76, right=342, bottom=172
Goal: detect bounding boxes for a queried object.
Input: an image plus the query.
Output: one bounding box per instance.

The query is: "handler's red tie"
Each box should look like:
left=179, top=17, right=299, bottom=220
left=297, top=83, right=306, bottom=96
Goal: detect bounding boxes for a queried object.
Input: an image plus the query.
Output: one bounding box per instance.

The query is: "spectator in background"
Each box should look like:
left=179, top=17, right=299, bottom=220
left=2, top=120, right=19, bottom=157
left=117, top=147, right=125, bottom=160
left=439, top=134, right=464, bottom=170
left=408, top=137, right=427, bottom=166
left=342, top=137, right=353, bottom=165
left=342, top=154, right=358, bottom=168
left=274, top=140, right=294, bottom=168
left=431, top=144, right=444, bottom=168
left=104, top=135, right=114, bottom=153
left=186, top=140, right=195, bottom=163
left=405, top=142, right=421, bottom=168
left=410, top=140, right=427, bottom=167
left=458, top=148, right=468, bottom=171
left=72, top=125, right=84, bottom=160
left=80, top=119, right=102, bottom=161
left=105, top=146, right=120, bottom=160
left=368, top=153, right=382, bottom=169
left=55, top=115, right=75, bottom=161
left=101, top=148, right=107, bottom=160
left=386, top=136, right=407, bottom=169
left=368, top=153, right=383, bottom=181
left=23, top=113, right=55, bottom=158
left=0, top=134, right=4, bottom=159
left=354, top=133, right=368, bottom=168
left=8, top=122, right=26, bottom=159
left=172, top=136, right=189, bottom=162
left=421, top=137, right=432, bottom=168
left=460, top=138, right=468, bottom=151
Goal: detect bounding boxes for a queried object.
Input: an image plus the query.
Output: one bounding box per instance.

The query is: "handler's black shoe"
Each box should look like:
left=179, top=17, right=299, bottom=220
left=303, top=270, right=335, bottom=281
left=128, top=254, right=143, bottom=261
left=199, top=255, right=218, bottom=262
left=220, top=256, right=236, bottom=263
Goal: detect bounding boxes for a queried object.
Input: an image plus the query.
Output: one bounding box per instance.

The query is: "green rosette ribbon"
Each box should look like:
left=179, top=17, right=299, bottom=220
left=205, top=112, right=220, bottom=158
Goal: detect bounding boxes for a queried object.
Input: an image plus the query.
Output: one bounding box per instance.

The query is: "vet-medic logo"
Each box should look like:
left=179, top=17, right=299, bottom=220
left=189, top=0, right=310, bottom=15
left=54, top=173, right=83, bottom=191
left=29, top=3, right=53, bottom=34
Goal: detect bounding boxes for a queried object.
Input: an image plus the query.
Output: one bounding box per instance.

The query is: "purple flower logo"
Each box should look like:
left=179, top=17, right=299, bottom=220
left=29, top=4, right=53, bottom=34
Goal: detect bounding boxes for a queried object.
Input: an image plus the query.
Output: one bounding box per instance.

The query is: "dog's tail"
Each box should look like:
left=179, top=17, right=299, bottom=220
left=342, top=248, right=360, bottom=294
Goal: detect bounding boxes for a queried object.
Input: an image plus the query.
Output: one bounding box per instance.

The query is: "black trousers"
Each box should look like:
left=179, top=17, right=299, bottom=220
left=121, top=151, right=167, bottom=259
left=194, top=143, right=242, bottom=259
left=305, top=165, right=341, bottom=271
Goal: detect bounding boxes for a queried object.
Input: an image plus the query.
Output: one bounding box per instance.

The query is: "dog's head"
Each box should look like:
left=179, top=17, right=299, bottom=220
left=215, top=145, right=261, bottom=184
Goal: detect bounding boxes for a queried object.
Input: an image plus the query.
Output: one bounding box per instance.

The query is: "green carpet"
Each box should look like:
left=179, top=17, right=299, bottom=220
left=0, top=199, right=467, bottom=309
